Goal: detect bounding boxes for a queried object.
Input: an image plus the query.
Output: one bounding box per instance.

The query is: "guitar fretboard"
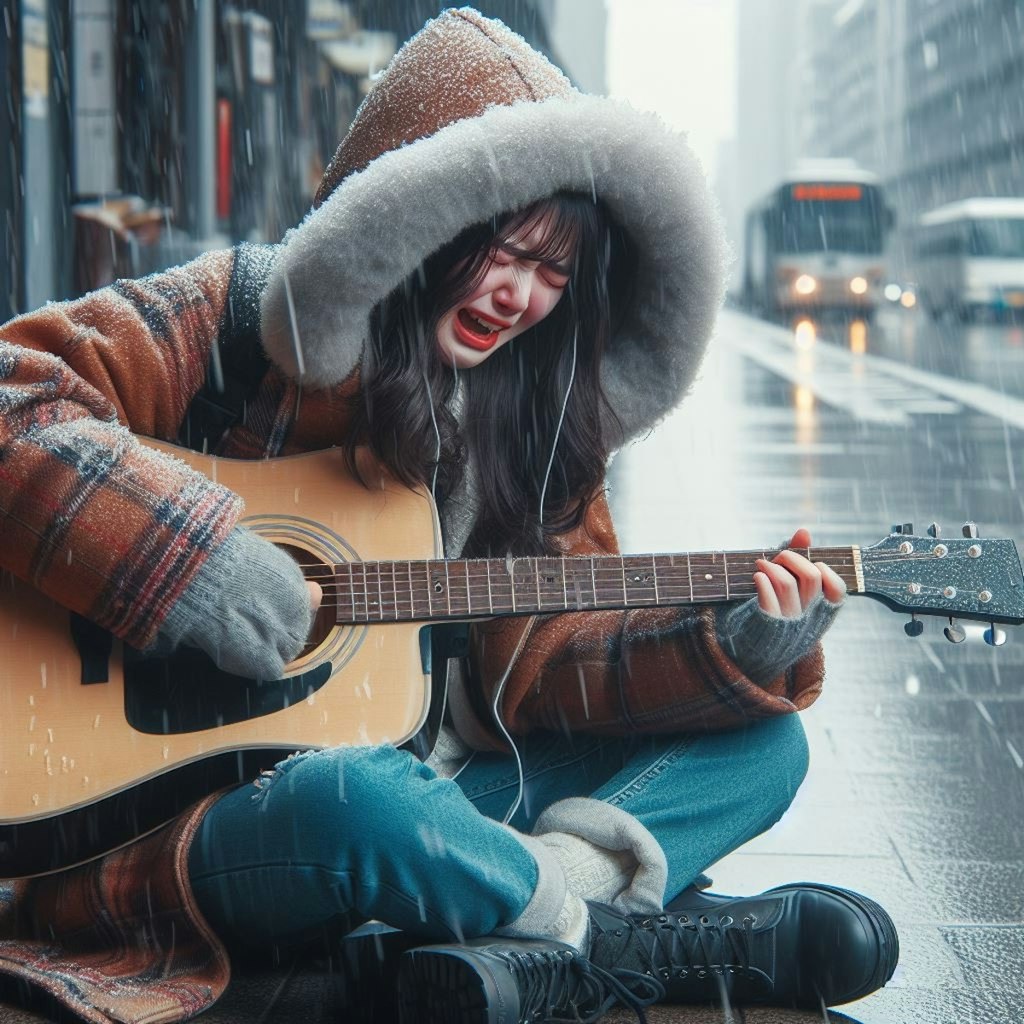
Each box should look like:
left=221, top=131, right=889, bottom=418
left=330, top=547, right=860, bottom=623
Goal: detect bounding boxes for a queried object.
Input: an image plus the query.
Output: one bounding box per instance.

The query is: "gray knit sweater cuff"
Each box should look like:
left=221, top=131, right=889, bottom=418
left=153, top=526, right=313, bottom=680
left=715, top=595, right=841, bottom=685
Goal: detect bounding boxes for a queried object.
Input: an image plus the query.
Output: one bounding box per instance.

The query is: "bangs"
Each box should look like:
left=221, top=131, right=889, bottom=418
left=420, top=192, right=615, bottom=343
left=498, top=196, right=595, bottom=267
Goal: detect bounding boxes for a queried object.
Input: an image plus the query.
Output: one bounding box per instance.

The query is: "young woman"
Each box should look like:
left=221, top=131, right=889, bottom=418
left=0, top=9, right=896, bottom=1024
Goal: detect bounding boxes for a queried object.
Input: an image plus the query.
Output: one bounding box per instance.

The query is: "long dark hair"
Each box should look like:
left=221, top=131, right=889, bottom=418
left=345, top=193, right=633, bottom=556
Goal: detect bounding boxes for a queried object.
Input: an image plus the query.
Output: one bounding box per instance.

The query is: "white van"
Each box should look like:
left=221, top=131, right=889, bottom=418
left=914, top=198, right=1024, bottom=320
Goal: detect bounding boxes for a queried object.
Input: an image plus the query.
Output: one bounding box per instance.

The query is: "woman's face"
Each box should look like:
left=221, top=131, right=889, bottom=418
left=435, top=213, right=574, bottom=370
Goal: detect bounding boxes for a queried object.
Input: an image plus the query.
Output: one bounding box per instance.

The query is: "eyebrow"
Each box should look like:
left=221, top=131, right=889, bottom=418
left=544, top=259, right=572, bottom=276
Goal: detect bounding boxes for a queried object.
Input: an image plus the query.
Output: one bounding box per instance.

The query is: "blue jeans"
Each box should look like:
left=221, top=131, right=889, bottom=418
left=188, top=715, right=808, bottom=949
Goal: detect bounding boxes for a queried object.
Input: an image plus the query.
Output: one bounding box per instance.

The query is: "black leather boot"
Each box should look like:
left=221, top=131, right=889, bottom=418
left=587, top=881, right=899, bottom=1010
left=396, top=935, right=664, bottom=1024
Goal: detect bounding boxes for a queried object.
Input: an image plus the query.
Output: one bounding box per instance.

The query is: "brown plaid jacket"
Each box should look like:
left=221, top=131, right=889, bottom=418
left=0, top=795, right=228, bottom=1024
left=0, top=249, right=825, bottom=1021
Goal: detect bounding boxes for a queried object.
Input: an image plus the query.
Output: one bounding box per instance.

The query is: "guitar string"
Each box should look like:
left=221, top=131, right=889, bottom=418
left=304, top=566, right=965, bottom=598
left=305, top=578, right=966, bottom=617
left=287, top=550, right=976, bottom=572
left=289, top=549, right=985, bottom=614
left=300, top=559, right=964, bottom=592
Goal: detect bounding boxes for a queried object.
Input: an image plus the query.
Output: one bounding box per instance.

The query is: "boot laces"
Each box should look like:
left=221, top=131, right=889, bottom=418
left=623, top=911, right=757, bottom=984
left=499, top=947, right=665, bottom=1023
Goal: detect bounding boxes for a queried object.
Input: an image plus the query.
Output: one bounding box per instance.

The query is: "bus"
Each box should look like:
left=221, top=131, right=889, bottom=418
left=742, top=162, right=893, bottom=319
left=913, top=198, right=1024, bottom=321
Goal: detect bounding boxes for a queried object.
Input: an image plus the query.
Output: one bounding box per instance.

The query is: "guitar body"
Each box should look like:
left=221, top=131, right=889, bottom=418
left=0, top=441, right=442, bottom=876
left=4, top=438, right=1022, bottom=877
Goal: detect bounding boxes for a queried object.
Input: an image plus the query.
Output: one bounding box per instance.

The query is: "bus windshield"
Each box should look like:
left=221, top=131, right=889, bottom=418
left=777, top=187, right=886, bottom=255
left=968, top=218, right=1024, bottom=258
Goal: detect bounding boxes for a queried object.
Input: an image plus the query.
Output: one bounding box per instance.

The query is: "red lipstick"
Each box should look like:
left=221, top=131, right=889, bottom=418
left=453, top=308, right=503, bottom=351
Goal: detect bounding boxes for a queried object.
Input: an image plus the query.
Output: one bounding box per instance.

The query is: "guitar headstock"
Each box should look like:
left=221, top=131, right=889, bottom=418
left=861, top=522, right=1024, bottom=637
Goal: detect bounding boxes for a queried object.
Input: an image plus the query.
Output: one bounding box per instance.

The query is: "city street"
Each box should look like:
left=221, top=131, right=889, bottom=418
left=606, top=307, right=1024, bottom=1024
left=2, top=313, right=1021, bottom=1024
left=3, top=0, right=1023, bottom=1021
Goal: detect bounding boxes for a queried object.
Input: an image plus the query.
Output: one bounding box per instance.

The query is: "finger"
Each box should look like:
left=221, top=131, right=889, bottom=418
left=786, top=527, right=812, bottom=550
left=757, top=558, right=801, bottom=617
left=754, top=570, right=782, bottom=617
left=817, top=561, right=848, bottom=605
left=774, top=549, right=823, bottom=610
left=306, top=580, right=323, bottom=614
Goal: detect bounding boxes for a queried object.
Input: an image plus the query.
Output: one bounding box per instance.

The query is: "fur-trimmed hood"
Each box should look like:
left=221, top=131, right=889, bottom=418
left=261, top=7, right=727, bottom=445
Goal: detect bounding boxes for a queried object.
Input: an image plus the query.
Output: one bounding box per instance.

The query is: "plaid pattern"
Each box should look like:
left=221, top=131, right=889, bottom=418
left=0, top=251, right=243, bottom=650
left=469, top=489, right=824, bottom=743
left=0, top=795, right=229, bottom=1024
left=0, top=248, right=825, bottom=1021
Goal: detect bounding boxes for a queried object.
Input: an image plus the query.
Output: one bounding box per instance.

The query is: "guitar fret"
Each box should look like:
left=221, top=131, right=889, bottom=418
left=328, top=547, right=867, bottom=623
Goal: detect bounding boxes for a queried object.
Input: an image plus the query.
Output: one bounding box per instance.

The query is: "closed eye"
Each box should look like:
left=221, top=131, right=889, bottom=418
left=541, top=264, right=571, bottom=287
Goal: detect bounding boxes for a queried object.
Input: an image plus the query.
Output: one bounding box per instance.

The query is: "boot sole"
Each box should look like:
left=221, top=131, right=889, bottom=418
left=765, top=881, right=900, bottom=1007
left=397, top=946, right=522, bottom=1024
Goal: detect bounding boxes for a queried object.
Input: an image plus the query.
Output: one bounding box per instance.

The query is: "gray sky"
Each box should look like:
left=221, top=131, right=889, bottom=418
left=604, top=0, right=737, bottom=181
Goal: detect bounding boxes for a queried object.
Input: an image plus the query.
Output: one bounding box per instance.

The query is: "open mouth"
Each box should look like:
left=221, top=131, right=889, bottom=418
left=453, top=308, right=504, bottom=351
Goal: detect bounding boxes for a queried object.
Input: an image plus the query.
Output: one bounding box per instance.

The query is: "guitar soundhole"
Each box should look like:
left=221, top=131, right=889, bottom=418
left=279, top=543, right=336, bottom=654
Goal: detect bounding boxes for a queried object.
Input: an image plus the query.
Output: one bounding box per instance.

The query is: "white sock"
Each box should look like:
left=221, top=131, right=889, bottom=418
left=493, top=799, right=668, bottom=955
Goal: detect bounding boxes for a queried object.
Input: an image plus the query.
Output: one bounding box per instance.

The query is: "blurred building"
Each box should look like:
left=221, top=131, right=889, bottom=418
left=541, top=0, right=606, bottom=95
left=725, top=0, right=1024, bottom=286
left=734, top=0, right=803, bottom=230
left=896, top=0, right=1024, bottom=244
left=728, top=0, right=836, bottom=291
left=2, top=0, right=604, bottom=322
left=799, top=0, right=1023, bottom=274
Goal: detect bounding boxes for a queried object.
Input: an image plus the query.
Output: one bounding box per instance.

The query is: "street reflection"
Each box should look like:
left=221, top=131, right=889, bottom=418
left=793, top=318, right=817, bottom=350
left=778, top=305, right=1024, bottom=402
left=793, top=383, right=817, bottom=449
left=848, top=319, right=867, bottom=354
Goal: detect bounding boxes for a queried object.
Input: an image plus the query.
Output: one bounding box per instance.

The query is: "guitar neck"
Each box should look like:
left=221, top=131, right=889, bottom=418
left=328, top=546, right=861, bottom=623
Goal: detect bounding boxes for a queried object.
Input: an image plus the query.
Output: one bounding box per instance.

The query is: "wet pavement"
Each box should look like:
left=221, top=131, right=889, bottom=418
left=3, top=306, right=1022, bottom=1023
left=608, top=306, right=1024, bottom=1023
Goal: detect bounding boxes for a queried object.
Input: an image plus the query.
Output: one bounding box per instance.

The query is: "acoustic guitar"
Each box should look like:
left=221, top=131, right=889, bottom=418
left=1, top=438, right=1022, bottom=877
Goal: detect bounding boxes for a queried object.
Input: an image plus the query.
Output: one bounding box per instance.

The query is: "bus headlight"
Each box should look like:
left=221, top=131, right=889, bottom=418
left=794, top=274, right=817, bottom=295
left=849, top=276, right=868, bottom=295
left=900, top=290, right=916, bottom=308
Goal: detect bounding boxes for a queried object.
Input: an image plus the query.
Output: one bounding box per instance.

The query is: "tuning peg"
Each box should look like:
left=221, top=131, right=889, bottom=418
left=927, top=522, right=941, bottom=538
left=904, top=615, right=924, bottom=637
left=944, top=618, right=966, bottom=644
left=984, top=623, right=1007, bottom=647
left=962, top=522, right=979, bottom=538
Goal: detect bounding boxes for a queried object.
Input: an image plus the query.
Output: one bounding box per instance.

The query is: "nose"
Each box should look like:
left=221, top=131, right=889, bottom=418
left=492, top=266, right=531, bottom=315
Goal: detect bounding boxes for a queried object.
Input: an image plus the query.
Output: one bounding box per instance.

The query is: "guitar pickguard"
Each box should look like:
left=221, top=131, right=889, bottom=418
left=123, top=648, right=334, bottom=734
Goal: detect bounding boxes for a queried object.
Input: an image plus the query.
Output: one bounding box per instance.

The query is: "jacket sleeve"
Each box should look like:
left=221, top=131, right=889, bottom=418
left=0, top=250, right=247, bottom=650
left=469, top=488, right=827, bottom=737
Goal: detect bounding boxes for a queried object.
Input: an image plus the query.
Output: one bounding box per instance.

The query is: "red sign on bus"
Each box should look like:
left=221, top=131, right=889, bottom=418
left=792, top=184, right=863, bottom=201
